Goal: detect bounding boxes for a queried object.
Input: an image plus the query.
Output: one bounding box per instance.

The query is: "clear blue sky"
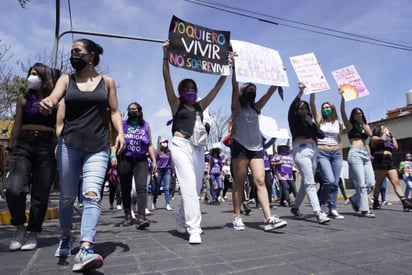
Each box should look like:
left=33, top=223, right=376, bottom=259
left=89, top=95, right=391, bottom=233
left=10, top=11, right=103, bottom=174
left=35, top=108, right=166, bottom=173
left=1, top=0, right=412, bottom=142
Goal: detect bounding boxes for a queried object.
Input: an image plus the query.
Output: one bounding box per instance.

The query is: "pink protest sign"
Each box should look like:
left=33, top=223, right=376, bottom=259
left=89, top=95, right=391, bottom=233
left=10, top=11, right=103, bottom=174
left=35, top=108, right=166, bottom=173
left=332, top=65, right=369, bottom=101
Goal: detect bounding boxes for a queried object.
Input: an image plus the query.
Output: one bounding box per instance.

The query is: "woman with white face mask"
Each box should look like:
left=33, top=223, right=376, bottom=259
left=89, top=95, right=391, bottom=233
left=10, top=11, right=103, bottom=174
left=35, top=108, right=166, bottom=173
left=5, top=63, right=58, bottom=252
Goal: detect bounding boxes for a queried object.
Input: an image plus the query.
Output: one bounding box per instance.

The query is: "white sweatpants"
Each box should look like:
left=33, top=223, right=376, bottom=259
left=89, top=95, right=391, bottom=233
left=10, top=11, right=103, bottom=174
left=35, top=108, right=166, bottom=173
left=170, top=136, right=204, bottom=235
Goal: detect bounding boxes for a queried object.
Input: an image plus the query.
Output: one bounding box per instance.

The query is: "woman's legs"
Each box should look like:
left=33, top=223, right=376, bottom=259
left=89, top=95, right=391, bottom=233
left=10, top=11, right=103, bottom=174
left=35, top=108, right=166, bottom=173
left=171, top=137, right=203, bottom=236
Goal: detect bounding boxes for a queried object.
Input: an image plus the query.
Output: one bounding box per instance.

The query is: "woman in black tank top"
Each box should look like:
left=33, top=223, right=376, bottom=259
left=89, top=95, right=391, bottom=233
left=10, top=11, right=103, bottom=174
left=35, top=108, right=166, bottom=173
left=370, top=125, right=412, bottom=211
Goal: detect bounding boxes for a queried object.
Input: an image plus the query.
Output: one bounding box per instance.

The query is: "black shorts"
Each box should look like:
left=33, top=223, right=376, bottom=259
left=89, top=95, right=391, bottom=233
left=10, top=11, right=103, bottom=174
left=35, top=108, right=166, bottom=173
left=230, top=139, right=263, bottom=159
left=373, top=153, right=396, bottom=170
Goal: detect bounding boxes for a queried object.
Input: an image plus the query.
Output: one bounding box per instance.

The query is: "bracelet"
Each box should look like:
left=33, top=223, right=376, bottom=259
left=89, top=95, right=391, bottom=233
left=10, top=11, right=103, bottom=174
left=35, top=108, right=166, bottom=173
left=110, top=153, right=117, bottom=160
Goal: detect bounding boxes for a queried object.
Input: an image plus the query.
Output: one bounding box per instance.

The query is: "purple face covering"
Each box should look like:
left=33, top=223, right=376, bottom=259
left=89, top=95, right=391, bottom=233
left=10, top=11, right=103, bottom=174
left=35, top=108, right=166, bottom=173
left=180, top=88, right=197, bottom=104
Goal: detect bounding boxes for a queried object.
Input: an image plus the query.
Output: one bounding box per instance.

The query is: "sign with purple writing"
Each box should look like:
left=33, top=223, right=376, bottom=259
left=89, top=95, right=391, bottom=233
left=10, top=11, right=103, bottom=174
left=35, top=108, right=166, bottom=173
left=230, top=40, right=289, bottom=87
left=331, top=65, right=369, bottom=101
left=289, top=52, right=329, bottom=93
left=167, top=15, right=230, bottom=75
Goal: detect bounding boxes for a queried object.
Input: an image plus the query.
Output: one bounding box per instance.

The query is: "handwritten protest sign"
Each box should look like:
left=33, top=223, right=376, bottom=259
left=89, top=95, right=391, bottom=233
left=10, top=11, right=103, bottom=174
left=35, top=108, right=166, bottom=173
left=289, top=52, right=329, bottom=93
left=230, top=40, right=289, bottom=87
left=331, top=65, right=369, bottom=101
left=167, top=15, right=230, bottom=75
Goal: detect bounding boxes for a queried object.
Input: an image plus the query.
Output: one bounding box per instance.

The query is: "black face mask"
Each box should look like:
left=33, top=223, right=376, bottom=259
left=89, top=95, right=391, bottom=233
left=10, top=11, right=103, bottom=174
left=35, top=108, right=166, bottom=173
left=70, top=52, right=88, bottom=71
left=246, top=91, right=256, bottom=104
left=127, top=111, right=138, bottom=120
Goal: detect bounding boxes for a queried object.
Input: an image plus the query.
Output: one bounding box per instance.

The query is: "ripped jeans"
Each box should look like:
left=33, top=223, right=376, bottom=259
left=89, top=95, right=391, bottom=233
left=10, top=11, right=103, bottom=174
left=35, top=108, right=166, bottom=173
left=57, top=138, right=108, bottom=244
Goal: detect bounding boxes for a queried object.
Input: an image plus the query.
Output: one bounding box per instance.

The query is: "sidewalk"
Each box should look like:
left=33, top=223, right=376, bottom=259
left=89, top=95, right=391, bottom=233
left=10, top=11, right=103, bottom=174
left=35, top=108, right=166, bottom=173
left=0, top=192, right=411, bottom=275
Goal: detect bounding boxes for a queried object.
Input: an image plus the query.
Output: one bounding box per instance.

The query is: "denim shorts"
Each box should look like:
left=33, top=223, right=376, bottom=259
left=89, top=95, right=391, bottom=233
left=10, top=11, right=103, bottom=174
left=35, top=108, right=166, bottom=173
left=373, top=153, right=396, bottom=170
left=230, top=139, right=263, bottom=159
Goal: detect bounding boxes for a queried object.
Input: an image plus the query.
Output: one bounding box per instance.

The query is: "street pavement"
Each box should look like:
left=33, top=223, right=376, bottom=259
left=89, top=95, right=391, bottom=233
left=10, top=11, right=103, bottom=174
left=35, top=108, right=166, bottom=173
left=0, top=191, right=411, bottom=275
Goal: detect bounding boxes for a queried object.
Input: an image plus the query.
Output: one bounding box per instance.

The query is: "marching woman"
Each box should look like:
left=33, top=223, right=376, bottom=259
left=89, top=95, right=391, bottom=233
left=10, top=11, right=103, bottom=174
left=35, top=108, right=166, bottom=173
left=162, top=40, right=227, bottom=244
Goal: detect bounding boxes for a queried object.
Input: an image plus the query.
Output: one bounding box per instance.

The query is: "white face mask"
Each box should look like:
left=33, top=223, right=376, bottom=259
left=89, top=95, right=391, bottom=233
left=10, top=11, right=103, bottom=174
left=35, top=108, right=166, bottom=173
left=27, top=75, right=42, bottom=90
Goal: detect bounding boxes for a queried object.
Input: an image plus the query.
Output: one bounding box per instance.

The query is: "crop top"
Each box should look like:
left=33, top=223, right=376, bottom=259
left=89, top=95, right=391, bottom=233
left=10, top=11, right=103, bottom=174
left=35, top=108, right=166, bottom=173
left=172, top=102, right=203, bottom=137
left=22, top=92, right=56, bottom=128
left=22, top=108, right=57, bottom=128
left=347, top=125, right=369, bottom=140
left=371, top=136, right=394, bottom=155
left=288, top=96, right=324, bottom=141
left=317, top=121, right=340, bottom=146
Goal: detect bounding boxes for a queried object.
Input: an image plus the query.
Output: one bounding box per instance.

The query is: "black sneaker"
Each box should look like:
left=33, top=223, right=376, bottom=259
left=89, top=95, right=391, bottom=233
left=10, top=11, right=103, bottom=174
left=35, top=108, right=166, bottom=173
left=349, top=197, right=359, bottom=212
left=136, top=215, right=150, bottom=230
left=373, top=199, right=381, bottom=210
left=290, top=207, right=304, bottom=219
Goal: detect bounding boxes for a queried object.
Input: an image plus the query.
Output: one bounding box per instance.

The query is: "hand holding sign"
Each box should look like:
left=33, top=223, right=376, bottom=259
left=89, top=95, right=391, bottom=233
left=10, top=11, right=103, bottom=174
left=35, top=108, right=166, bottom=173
left=332, top=65, right=369, bottom=101
left=167, top=15, right=230, bottom=75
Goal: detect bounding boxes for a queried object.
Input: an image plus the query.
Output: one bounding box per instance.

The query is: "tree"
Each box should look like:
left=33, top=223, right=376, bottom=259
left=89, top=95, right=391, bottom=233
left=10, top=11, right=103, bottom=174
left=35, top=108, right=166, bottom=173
left=0, top=43, right=26, bottom=119
left=207, top=107, right=230, bottom=147
left=18, top=0, right=30, bottom=8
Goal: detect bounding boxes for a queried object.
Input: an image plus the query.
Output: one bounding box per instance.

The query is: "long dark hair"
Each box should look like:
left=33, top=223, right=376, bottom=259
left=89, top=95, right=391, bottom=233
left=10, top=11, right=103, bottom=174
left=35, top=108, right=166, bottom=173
left=349, top=107, right=367, bottom=125
left=25, top=63, right=54, bottom=99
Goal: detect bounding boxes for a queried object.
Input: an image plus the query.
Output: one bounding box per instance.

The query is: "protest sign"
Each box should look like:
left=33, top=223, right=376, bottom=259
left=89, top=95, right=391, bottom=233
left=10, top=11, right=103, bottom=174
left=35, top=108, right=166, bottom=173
left=167, top=15, right=230, bottom=75
left=230, top=40, right=289, bottom=87
left=331, top=65, right=369, bottom=101
left=289, top=52, right=329, bottom=93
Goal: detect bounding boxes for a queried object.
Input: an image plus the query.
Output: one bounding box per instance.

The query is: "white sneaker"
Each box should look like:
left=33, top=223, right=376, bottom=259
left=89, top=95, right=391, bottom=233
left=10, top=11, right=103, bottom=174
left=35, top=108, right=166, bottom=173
left=21, top=234, right=37, bottom=251
left=151, top=202, right=156, bottom=211
left=116, top=204, right=122, bottom=210
left=316, top=212, right=331, bottom=224
left=189, top=233, right=202, bottom=244
left=330, top=209, right=344, bottom=219
left=145, top=208, right=153, bottom=216
left=232, top=216, right=245, bottom=231
left=166, top=204, right=173, bottom=211
left=382, top=201, right=392, bottom=206
left=9, top=228, right=26, bottom=251
left=263, top=215, right=287, bottom=231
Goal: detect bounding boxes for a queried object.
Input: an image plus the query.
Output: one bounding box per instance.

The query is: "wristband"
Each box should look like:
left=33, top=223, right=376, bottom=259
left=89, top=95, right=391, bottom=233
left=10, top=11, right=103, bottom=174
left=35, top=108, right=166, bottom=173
left=110, top=153, right=117, bottom=160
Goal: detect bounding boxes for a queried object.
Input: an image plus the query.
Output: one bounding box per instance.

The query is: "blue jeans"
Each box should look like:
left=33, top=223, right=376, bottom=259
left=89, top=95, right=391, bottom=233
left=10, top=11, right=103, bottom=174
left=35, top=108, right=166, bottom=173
left=317, top=148, right=342, bottom=211
left=57, top=138, right=108, bottom=244
left=153, top=168, right=172, bottom=205
left=209, top=174, right=223, bottom=201
left=348, top=145, right=375, bottom=212
left=292, top=141, right=321, bottom=212
left=404, top=174, right=412, bottom=199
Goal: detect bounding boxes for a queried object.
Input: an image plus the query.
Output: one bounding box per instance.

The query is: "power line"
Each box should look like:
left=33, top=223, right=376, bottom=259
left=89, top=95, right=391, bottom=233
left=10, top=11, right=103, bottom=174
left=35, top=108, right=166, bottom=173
left=185, top=0, right=412, bottom=52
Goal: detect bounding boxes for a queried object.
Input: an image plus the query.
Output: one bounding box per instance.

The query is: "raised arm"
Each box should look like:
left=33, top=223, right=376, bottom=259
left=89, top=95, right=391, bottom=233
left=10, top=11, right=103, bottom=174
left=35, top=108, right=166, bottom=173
left=255, top=85, right=278, bottom=111
left=231, top=69, right=240, bottom=111
left=198, top=74, right=227, bottom=111
left=339, top=89, right=351, bottom=131
left=310, top=93, right=321, bottom=123
left=162, top=40, right=179, bottom=115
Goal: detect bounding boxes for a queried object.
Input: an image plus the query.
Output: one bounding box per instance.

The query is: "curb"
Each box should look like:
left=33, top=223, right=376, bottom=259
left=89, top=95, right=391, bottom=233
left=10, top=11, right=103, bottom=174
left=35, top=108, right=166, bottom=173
left=0, top=207, right=58, bottom=226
